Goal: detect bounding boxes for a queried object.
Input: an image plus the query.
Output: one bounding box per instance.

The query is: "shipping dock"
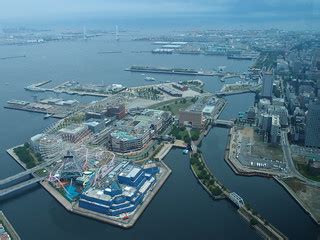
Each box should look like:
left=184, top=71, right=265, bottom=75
left=125, top=65, right=224, bottom=77
left=24, top=81, right=126, bottom=97
left=4, top=98, right=84, bottom=119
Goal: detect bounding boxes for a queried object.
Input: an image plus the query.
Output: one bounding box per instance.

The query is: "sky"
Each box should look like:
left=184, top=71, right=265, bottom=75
left=0, top=0, right=319, bottom=28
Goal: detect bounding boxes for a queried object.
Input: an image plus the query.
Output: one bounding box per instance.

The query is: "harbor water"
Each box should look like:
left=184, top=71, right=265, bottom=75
left=0, top=35, right=319, bottom=239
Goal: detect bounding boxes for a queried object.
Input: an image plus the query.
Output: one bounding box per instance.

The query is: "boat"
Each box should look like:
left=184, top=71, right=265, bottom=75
left=183, top=149, right=189, bottom=154
left=44, top=113, right=52, bottom=119
left=144, top=77, right=156, bottom=81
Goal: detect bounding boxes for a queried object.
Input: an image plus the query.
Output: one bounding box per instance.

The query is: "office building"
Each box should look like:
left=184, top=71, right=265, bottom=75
left=261, top=74, right=273, bottom=99
left=305, top=101, right=320, bottom=148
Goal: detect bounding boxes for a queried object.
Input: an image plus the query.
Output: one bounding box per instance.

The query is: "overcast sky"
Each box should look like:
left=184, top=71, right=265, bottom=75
left=0, top=0, right=319, bottom=27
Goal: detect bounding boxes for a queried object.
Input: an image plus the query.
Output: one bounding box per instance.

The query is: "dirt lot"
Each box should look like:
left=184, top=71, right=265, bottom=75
left=240, top=127, right=284, bottom=161
left=282, top=177, right=320, bottom=222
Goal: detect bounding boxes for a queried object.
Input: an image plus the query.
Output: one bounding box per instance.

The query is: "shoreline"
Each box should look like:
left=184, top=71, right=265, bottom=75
left=275, top=177, right=320, bottom=225
left=224, top=128, right=320, bottom=225
left=0, top=211, right=21, bottom=240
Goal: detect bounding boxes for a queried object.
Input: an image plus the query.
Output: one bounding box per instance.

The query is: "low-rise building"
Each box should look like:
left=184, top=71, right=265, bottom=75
left=179, top=110, right=203, bottom=129
left=79, top=161, right=159, bottom=217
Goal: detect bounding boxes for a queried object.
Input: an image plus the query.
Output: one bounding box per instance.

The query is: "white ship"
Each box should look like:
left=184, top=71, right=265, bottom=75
left=144, top=77, right=156, bottom=81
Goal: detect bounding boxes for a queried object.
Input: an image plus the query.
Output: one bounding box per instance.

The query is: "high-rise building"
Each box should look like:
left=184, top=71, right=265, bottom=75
left=261, top=74, right=273, bottom=100
left=305, top=101, right=320, bottom=148
left=270, top=115, right=281, bottom=144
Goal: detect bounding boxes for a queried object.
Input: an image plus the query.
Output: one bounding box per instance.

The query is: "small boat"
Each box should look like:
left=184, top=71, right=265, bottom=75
left=44, top=113, right=52, bottom=119
left=183, top=149, right=189, bottom=154
left=141, top=73, right=146, bottom=76
left=145, top=77, right=156, bottom=81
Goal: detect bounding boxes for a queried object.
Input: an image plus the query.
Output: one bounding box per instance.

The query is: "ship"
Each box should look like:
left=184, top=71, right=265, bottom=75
left=227, top=53, right=259, bottom=60
left=44, top=113, right=52, bottom=119
left=144, top=77, right=156, bottom=81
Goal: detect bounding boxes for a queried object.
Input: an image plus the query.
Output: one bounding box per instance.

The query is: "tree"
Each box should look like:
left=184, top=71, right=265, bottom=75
left=183, top=135, right=191, bottom=144
left=190, top=156, right=198, bottom=165
left=250, top=218, right=258, bottom=226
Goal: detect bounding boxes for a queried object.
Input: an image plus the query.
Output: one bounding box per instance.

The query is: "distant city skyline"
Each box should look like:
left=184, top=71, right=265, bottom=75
left=0, top=0, right=319, bottom=29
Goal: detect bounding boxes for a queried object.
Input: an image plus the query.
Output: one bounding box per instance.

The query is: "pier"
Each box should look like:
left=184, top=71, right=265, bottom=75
left=125, top=65, right=241, bottom=77
left=24, top=80, right=52, bottom=91
left=220, top=73, right=242, bottom=82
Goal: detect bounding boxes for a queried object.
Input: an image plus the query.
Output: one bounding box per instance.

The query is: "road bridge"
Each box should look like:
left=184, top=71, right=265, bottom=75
left=0, top=177, right=45, bottom=197
left=215, top=89, right=256, bottom=97
left=212, top=119, right=234, bottom=128
left=0, top=160, right=53, bottom=186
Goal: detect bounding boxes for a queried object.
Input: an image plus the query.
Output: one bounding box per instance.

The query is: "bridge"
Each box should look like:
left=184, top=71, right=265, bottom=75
left=228, top=192, right=245, bottom=208
left=215, top=89, right=256, bottom=97
left=0, top=177, right=45, bottom=197
left=0, top=159, right=53, bottom=186
left=212, top=119, right=234, bottom=128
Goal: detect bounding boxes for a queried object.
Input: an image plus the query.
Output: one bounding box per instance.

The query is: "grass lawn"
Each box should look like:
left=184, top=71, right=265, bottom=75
left=151, top=98, right=196, bottom=116
left=296, top=163, right=320, bottom=182
left=14, top=144, right=42, bottom=168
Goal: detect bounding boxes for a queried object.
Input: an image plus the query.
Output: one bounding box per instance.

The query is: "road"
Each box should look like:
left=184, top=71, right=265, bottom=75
left=280, top=130, right=320, bottom=187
